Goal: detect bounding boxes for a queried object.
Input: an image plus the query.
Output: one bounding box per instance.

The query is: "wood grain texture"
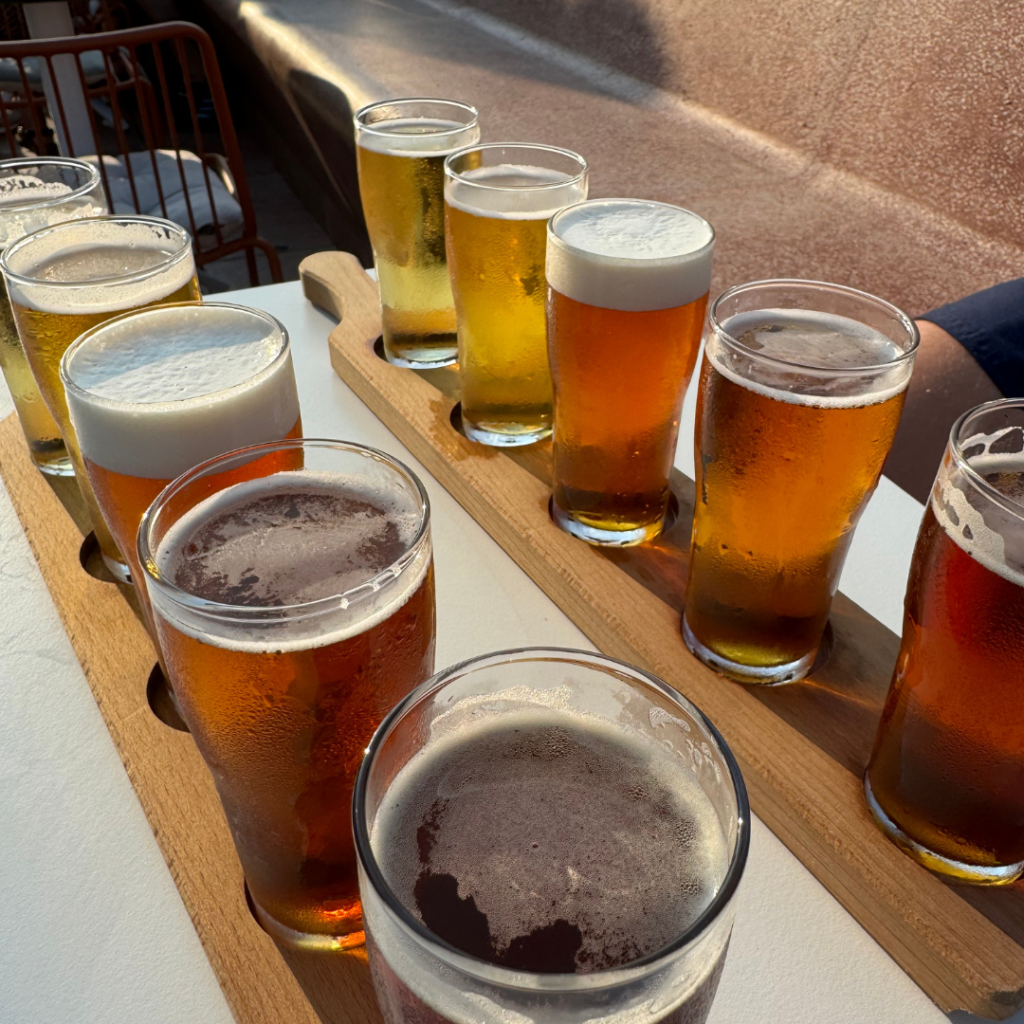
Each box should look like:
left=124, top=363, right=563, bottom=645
left=300, top=249, right=1024, bottom=1019
left=0, top=412, right=383, bottom=1024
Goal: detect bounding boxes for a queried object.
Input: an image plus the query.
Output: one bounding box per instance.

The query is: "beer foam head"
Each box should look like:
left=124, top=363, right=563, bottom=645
left=2, top=216, right=195, bottom=314
left=371, top=704, right=729, bottom=974
left=151, top=468, right=431, bottom=653
left=708, top=307, right=912, bottom=409
left=356, top=116, right=480, bottom=157
left=63, top=302, right=300, bottom=480
left=546, top=199, right=714, bottom=311
left=445, top=161, right=588, bottom=220
left=0, top=160, right=105, bottom=244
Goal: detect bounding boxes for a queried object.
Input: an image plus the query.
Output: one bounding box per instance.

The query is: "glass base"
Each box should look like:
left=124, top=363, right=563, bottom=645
left=551, top=498, right=663, bottom=547
left=462, top=418, right=550, bottom=447
left=35, top=453, right=74, bottom=477
left=248, top=889, right=365, bottom=951
left=864, top=775, right=1024, bottom=885
left=380, top=334, right=457, bottom=370
left=102, top=551, right=132, bottom=584
left=682, top=616, right=815, bottom=685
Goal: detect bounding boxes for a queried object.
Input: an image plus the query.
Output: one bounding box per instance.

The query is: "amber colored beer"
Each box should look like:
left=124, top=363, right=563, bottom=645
left=444, top=145, right=588, bottom=446
left=2, top=215, right=200, bottom=581
left=142, top=440, right=436, bottom=947
left=355, top=99, right=480, bottom=368
left=0, top=158, right=105, bottom=475
left=682, top=285, right=918, bottom=685
left=866, top=406, right=1024, bottom=883
left=61, top=302, right=302, bottom=601
left=546, top=199, right=714, bottom=545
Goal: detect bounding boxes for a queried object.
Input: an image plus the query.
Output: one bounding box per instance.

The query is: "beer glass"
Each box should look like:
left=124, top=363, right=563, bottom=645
left=2, top=215, right=200, bottom=581
left=444, top=143, right=588, bottom=446
left=0, top=157, right=105, bottom=475
left=547, top=199, right=714, bottom=545
left=866, top=398, right=1024, bottom=884
left=355, top=98, right=480, bottom=368
left=140, top=438, right=436, bottom=949
left=682, top=280, right=918, bottom=685
left=60, top=301, right=301, bottom=619
left=354, top=648, right=749, bottom=1024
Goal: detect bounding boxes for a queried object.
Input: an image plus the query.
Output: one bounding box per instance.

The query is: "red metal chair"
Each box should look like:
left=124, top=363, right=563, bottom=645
left=0, top=20, right=282, bottom=286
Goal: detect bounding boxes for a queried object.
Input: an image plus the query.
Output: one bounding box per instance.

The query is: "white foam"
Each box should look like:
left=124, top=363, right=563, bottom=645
left=546, top=199, right=714, bottom=311
left=3, top=218, right=195, bottom=314
left=445, top=163, right=587, bottom=220
left=706, top=308, right=911, bottom=409
left=63, top=303, right=300, bottom=480
left=356, top=117, right=480, bottom=156
left=0, top=175, right=72, bottom=207
left=150, top=470, right=431, bottom=654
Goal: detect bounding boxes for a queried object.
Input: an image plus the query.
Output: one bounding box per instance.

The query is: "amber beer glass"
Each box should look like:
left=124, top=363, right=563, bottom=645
left=140, top=439, right=436, bottom=948
left=444, top=143, right=588, bottom=445
left=866, top=399, right=1024, bottom=883
left=60, top=302, right=301, bottom=608
left=0, top=158, right=105, bottom=475
left=355, top=98, right=480, bottom=368
left=682, top=280, right=918, bottom=685
left=547, top=199, right=714, bottom=545
left=2, top=215, right=200, bottom=581
left=354, top=649, right=749, bottom=1024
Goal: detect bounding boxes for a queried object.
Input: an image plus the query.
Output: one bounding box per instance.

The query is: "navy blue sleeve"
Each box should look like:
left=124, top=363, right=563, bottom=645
left=922, top=278, right=1024, bottom=397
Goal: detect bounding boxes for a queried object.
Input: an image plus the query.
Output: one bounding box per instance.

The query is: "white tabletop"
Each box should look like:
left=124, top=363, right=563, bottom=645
left=0, top=280, right=1000, bottom=1024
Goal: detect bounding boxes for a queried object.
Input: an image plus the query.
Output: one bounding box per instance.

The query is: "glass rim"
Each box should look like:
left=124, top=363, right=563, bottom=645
left=548, top=197, right=715, bottom=266
left=353, top=646, right=751, bottom=988
left=138, top=437, right=431, bottom=621
left=709, top=278, right=920, bottom=375
left=354, top=97, right=479, bottom=139
left=60, top=300, right=290, bottom=412
left=0, top=156, right=101, bottom=212
left=0, top=213, right=194, bottom=289
left=444, top=142, right=589, bottom=191
left=949, top=397, right=1024, bottom=523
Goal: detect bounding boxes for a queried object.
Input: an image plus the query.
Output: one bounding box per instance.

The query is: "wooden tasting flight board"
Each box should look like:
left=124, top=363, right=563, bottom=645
left=0, top=251, right=1018, bottom=1024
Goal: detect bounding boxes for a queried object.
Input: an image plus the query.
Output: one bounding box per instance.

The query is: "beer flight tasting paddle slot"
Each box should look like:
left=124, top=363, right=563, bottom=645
left=299, top=248, right=1024, bottom=1018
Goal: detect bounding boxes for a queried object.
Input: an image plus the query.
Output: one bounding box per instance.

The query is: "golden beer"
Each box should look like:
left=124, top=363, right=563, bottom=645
left=355, top=99, right=479, bottom=368
left=866, top=401, right=1024, bottom=883
left=2, top=215, right=200, bottom=581
left=445, top=144, right=588, bottom=446
left=140, top=439, right=436, bottom=949
left=546, top=199, right=714, bottom=545
left=0, top=158, right=105, bottom=474
left=61, top=302, right=302, bottom=606
left=682, top=282, right=918, bottom=684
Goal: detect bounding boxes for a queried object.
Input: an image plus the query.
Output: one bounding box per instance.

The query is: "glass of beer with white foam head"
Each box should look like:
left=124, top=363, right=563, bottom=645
left=60, top=301, right=302, bottom=619
left=683, top=280, right=918, bottom=685
left=444, top=143, right=588, bottom=446
left=1, top=215, right=200, bottom=581
left=140, top=439, right=437, bottom=949
left=866, top=398, right=1024, bottom=884
left=355, top=98, right=480, bottom=368
left=0, top=157, right=105, bottom=476
left=547, top=199, right=714, bottom=545
left=354, top=648, right=749, bottom=1024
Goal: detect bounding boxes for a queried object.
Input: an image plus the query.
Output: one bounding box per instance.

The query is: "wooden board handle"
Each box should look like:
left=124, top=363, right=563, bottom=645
left=298, top=252, right=381, bottom=347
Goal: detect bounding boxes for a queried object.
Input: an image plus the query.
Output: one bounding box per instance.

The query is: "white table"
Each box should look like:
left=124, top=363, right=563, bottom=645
left=0, top=281, right=1001, bottom=1024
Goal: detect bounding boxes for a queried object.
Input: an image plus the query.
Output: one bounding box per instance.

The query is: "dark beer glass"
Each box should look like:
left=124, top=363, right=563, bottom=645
left=140, top=439, right=436, bottom=948
left=866, top=399, right=1024, bottom=884
left=354, top=648, right=749, bottom=1024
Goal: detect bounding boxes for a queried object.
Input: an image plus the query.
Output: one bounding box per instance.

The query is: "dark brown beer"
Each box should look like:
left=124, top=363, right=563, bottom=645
left=866, top=478, right=1024, bottom=878
left=153, top=473, right=436, bottom=942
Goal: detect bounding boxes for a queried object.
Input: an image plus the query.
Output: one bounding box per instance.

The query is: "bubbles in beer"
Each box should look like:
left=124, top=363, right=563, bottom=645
left=373, top=708, right=728, bottom=973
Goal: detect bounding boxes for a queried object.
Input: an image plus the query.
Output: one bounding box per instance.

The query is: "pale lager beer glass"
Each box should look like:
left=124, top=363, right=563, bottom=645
left=445, top=143, right=588, bottom=446
left=547, top=199, right=714, bottom=545
left=866, top=398, right=1024, bottom=884
left=141, top=439, right=436, bottom=949
left=0, top=158, right=105, bottom=475
left=683, top=280, right=918, bottom=684
left=355, top=648, right=749, bottom=1024
left=355, top=98, right=479, bottom=368
left=2, top=215, right=200, bottom=581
